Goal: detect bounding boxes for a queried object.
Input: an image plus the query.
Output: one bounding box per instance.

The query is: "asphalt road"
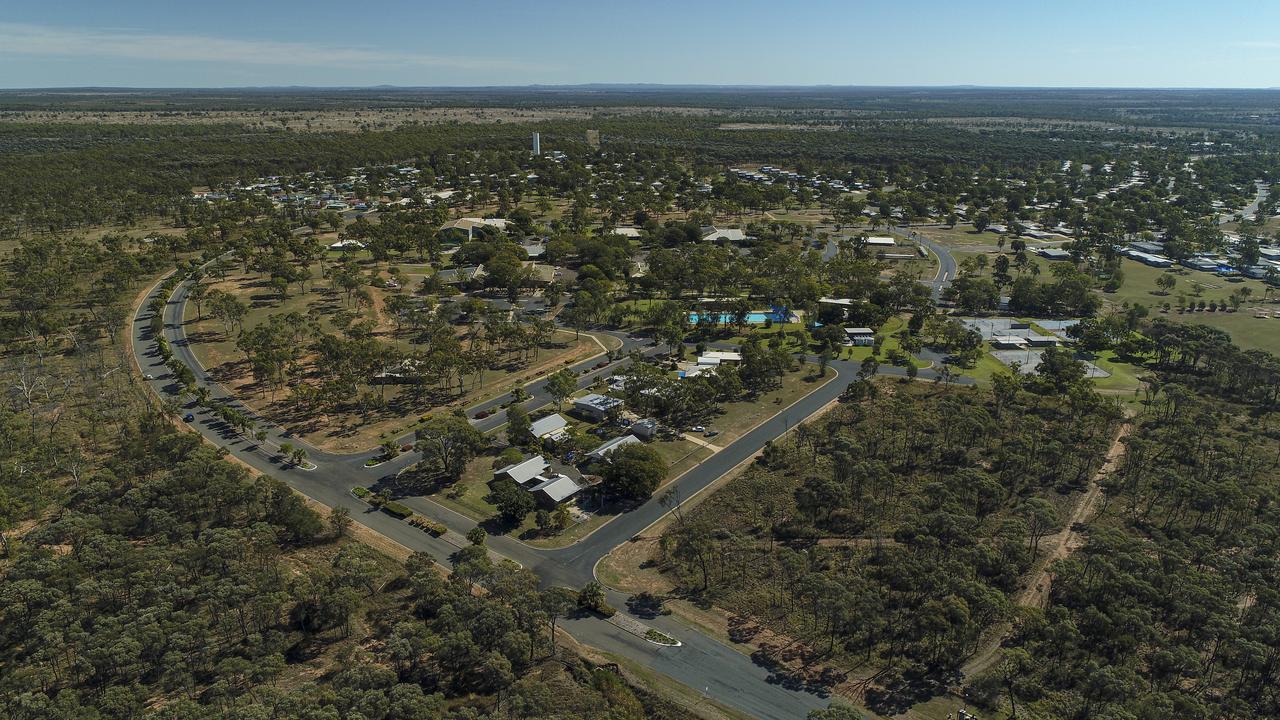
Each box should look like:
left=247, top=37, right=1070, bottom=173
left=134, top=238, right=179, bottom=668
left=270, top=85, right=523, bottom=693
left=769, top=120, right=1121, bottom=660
left=1219, top=181, right=1269, bottom=226
left=896, top=226, right=958, bottom=302
left=132, top=268, right=963, bottom=719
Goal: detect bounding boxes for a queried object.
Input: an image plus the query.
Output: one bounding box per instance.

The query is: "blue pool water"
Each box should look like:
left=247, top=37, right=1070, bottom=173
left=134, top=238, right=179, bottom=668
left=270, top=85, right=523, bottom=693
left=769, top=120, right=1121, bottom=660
left=689, top=311, right=788, bottom=324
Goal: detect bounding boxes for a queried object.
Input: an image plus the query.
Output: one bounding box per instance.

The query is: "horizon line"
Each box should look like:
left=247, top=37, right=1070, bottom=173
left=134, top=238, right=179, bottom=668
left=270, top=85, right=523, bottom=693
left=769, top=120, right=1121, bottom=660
left=2, top=83, right=1280, bottom=92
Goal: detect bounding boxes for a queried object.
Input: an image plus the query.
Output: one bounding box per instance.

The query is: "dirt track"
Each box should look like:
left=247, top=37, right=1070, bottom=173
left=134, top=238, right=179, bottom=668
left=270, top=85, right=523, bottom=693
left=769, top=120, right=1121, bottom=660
left=962, top=420, right=1131, bottom=678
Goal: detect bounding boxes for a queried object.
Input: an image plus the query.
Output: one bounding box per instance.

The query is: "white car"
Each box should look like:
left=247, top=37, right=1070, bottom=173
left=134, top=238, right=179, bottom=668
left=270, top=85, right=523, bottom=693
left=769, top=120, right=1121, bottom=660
left=143, top=373, right=155, bottom=380
left=690, top=425, right=705, bottom=433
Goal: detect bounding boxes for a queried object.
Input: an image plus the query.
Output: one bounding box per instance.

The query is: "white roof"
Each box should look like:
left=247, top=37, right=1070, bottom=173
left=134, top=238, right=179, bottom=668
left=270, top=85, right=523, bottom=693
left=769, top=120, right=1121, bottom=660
left=844, top=327, right=875, bottom=335
left=703, top=227, right=747, bottom=242
left=529, top=474, right=582, bottom=503
left=496, top=456, right=549, bottom=485
left=443, top=217, right=510, bottom=232
left=329, top=239, right=366, bottom=249
left=608, top=227, right=642, bottom=237
left=700, top=350, right=742, bottom=362
left=865, top=236, right=896, bottom=246
left=588, top=434, right=641, bottom=459
left=529, top=413, right=568, bottom=438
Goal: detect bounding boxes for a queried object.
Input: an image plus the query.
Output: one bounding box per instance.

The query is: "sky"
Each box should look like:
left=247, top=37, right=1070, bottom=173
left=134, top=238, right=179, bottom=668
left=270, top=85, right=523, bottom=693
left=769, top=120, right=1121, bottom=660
left=2, top=0, right=1279, bottom=89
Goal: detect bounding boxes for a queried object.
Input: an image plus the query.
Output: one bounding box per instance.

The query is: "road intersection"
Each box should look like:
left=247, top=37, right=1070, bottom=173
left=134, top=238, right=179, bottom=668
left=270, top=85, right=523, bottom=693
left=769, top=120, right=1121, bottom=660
left=131, top=247, right=961, bottom=719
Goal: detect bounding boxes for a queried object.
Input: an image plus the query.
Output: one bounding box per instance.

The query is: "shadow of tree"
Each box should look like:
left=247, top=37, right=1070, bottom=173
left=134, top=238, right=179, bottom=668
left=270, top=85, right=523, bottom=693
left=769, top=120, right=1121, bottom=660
left=625, top=592, right=669, bottom=619
left=863, top=665, right=960, bottom=716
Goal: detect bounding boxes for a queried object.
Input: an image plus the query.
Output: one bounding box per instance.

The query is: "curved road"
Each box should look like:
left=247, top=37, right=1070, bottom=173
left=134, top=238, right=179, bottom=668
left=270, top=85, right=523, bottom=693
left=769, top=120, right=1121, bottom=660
left=899, top=227, right=958, bottom=303
left=822, top=227, right=958, bottom=302
left=132, top=269, right=961, bottom=719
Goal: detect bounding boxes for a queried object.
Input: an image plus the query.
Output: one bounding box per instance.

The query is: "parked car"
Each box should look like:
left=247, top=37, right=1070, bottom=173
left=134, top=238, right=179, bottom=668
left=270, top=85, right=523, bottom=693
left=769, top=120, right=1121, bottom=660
left=691, top=425, right=705, bottom=433
left=704, top=430, right=719, bottom=438
left=183, top=413, right=195, bottom=422
left=143, top=373, right=154, bottom=380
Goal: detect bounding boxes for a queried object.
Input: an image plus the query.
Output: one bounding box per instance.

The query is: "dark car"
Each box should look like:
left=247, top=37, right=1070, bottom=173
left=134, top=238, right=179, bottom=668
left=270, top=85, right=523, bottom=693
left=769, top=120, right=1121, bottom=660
left=183, top=413, right=195, bottom=422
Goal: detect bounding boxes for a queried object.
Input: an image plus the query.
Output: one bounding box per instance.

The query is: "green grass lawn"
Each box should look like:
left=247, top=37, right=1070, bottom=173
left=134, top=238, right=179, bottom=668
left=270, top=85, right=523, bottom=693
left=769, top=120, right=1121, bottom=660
left=652, top=440, right=712, bottom=481
left=708, top=321, right=811, bottom=353
left=1158, top=305, right=1280, bottom=355
left=912, top=223, right=1005, bottom=247
left=952, top=249, right=1280, bottom=356
left=1088, top=349, right=1147, bottom=394
left=834, top=315, right=912, bottom=364
left=1223, top=216, right=1280, bottom=235
left=429, top=456, right=501, bottom=522
left=1106, top=259, right=1280, bottom=355
left=1103, top=259, right=1267, bottom=310
left=960, top=341, right=1144, bottom=394
left=708, top=365, right=833, bottom=443
left=955, top=350, right=1011, bottom=385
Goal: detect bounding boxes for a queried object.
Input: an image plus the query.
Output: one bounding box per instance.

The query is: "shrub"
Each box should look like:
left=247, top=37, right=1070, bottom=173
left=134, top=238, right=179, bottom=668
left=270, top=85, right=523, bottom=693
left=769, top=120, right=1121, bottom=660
left=409, top=517, right=446, bottom=535
left=595, top=602, right=617, bottom=618
left=382, top=501, right=414, bottom=519
left=351, top=486, right=372, bottom=500
left=644, top=629, right=678, bottom=645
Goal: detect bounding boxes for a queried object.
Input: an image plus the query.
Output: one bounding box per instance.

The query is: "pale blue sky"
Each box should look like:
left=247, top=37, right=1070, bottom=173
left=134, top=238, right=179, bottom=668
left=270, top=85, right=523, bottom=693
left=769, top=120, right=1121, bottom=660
left=1, top=1, right=1278, bottom=88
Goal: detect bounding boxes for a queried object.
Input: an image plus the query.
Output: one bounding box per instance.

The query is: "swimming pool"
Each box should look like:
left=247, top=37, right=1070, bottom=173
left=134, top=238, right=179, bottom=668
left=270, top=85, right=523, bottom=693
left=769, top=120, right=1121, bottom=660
left=688, top=310, right=789, bottom=324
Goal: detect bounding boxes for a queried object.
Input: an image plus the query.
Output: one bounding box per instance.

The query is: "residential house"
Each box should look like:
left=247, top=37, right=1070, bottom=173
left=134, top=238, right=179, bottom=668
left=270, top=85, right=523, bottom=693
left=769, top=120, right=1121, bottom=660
left=435, top=265, right=486, bottom=285
left=494, top=456, right=550, bottom=486
left=521, top=239, right=547, bottom=259
left=573, top=393, right=624, bottom=421
left=701, top=226, right=748, bottom=243
left=525, top=263, right=558, bottom=285
left=528, top=474, right=583, bottom=508
left=631, top=419, right=659, bottom=440
left=529, top=413, right=570, bottom=446
left=587, top=434, right=641, bottom=461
